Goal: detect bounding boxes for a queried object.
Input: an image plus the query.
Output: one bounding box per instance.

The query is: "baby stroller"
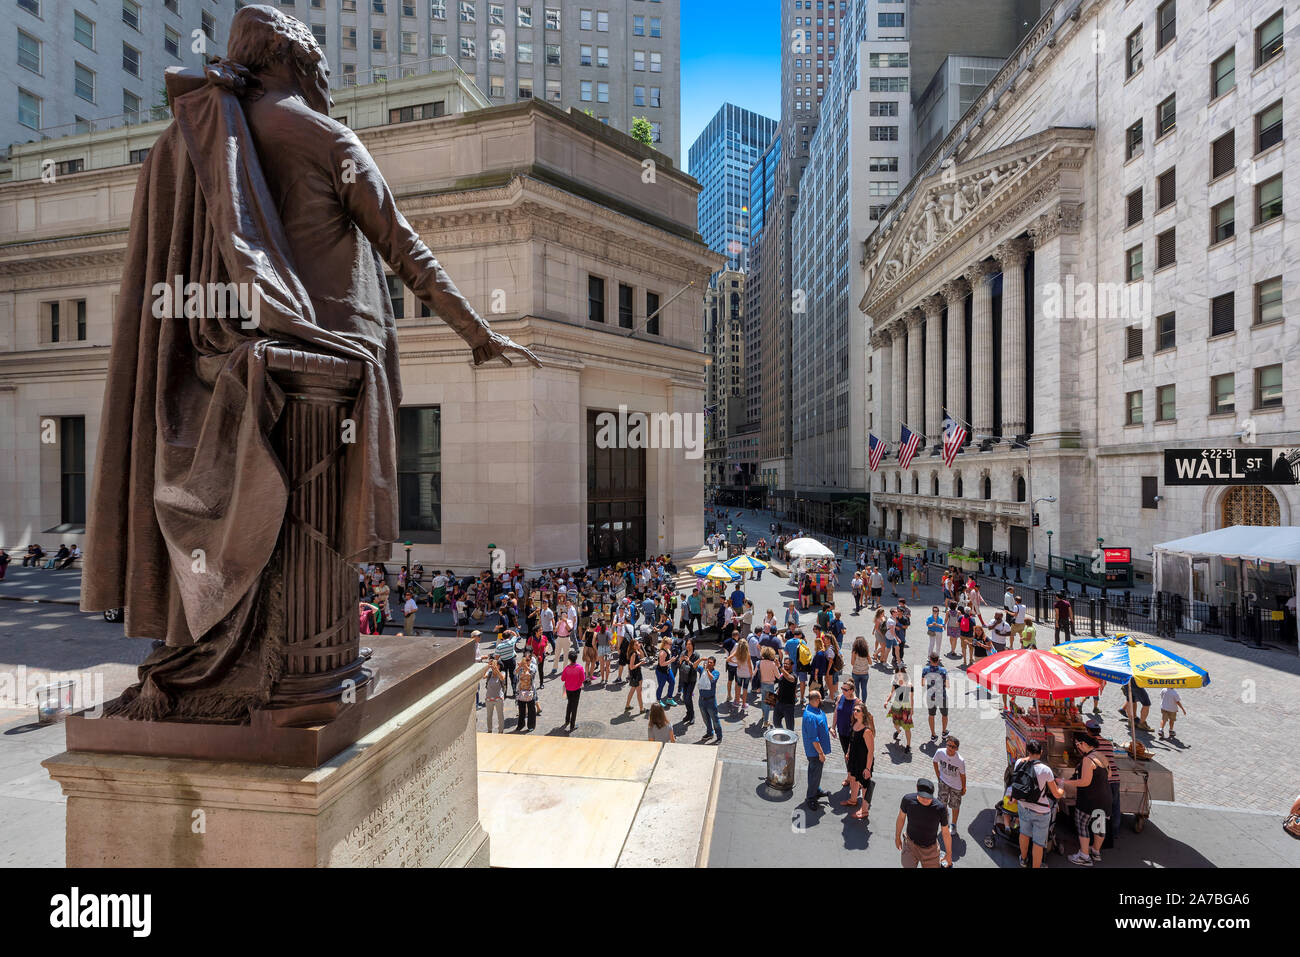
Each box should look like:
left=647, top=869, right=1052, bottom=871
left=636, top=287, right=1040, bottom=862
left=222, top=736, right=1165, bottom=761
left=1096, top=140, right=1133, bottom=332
left=984, top=766, right=1064, bottom=858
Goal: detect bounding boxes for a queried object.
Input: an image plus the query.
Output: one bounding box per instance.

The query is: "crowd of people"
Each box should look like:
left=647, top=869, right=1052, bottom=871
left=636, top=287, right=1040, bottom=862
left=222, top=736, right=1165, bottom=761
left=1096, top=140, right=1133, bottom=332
left=0, top=543, right=81, bottom=579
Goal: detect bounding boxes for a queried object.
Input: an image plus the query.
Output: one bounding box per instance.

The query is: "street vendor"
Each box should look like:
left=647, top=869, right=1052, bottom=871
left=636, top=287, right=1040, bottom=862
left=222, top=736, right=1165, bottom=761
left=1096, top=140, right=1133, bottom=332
left=1085, top=718, right=1123, bottom=848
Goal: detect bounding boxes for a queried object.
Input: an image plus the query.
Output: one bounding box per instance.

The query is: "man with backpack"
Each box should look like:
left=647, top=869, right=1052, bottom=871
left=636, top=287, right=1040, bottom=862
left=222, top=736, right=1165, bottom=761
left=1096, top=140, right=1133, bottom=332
left=1012, top=741, right=1066, bottom=868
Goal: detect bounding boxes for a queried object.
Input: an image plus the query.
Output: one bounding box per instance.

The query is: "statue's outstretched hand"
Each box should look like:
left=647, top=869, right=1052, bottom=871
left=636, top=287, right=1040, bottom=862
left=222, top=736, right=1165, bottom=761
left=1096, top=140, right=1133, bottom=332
left=482, top=331, right=542, bottom=368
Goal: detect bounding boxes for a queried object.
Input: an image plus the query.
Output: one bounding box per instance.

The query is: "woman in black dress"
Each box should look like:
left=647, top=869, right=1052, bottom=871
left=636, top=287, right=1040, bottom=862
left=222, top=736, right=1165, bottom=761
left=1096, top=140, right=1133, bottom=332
left=623, top=639, right=646, bottom=715
left=844, top=704, right=875, bottom=820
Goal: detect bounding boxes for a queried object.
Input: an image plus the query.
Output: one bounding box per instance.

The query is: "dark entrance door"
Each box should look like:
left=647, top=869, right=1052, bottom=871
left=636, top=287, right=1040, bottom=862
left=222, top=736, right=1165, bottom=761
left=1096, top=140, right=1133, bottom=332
left=978, top=521, right=994, bottom=555
left=587, top=410, right=646, bottom=565
left=1009, top=525, right=1028, bottom=563
left=951, top=518, right=965, bottom=549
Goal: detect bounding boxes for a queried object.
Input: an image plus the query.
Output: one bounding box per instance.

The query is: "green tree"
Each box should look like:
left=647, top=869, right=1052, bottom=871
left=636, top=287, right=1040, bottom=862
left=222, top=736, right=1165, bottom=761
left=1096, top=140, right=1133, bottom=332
left=629, top=116, right=654, bottom=147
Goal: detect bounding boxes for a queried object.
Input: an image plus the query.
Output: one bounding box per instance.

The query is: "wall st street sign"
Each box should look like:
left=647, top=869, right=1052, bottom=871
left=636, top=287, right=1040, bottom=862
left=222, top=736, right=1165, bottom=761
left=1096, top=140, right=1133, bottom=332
left=1164, top=448, right=1300, bottom=486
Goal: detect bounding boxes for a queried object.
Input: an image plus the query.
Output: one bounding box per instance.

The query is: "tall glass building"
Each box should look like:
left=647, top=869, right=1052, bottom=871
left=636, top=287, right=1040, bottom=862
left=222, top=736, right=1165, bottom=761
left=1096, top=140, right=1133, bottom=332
left=688, top=103, right=778, bottom=272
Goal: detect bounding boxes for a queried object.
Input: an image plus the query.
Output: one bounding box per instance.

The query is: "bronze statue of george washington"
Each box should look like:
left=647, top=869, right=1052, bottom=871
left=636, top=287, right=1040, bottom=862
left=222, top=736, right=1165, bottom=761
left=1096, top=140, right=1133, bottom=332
left=82, top=4, right=538, bottom=722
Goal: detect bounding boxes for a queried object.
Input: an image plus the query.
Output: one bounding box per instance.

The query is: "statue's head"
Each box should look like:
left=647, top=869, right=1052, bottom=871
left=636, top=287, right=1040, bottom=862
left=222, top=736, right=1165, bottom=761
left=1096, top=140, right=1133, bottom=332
left=226, top=4, right=332, bottom=114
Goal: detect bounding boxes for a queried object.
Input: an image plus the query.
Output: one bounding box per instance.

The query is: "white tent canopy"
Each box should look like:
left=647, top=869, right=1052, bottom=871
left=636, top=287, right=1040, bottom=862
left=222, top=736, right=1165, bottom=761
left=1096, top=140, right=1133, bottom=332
left=784, top=538, right=834, bottom=559
left=1154, top=526, right=1300, bottom=564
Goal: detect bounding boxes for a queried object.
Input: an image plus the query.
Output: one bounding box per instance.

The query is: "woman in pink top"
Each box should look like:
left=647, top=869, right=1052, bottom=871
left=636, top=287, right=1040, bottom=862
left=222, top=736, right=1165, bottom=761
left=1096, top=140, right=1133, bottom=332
left=561, top=651, right=586, bottom=732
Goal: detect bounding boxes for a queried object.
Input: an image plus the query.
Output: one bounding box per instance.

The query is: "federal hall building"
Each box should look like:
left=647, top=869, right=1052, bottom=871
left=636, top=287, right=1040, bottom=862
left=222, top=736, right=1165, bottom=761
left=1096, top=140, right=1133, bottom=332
left=0, top=89, right=717, bottom=571
left=861, top=0, right=1298, bottom=576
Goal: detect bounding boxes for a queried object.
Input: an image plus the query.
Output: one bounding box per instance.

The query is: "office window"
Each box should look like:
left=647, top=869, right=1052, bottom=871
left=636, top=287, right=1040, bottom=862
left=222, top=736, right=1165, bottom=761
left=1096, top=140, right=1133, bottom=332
left=597, top=45, right=608, bottom=67
left=545, top=7, right=560, bottom=29
left=122, top=42, right=142, bottom=77
left=580, top=79, right=592, bottom=101
left=201, top=10, right=215, bottom=39
left=879, top=12, right=903, bottom=27
left=869, top=101, right=898, bottom=117
left=401, top=31, right=417, bottom=54
left=129, top=147, right=150, bottom=164
left=518, top=4, right=532, bottom=27
left=633, top=14, right=644, bottom=35
left=870, top=156, right=899, bottom=172
left=618, top=283, right=633, bottom=329
left=18, top=0, right=39, bottom=13
left=171, top=25, right=189, bottom=56
left=1125, top=325, right=1143, bottom=360
left=1125, top=119, right=1142, bottom=159
left=869, top=76, right=907, bottom=92
left=1210, top=49, right=1235, bottom=98
left=460, top=36, right=476, bottom=57
left=870, top=126, right=898, bottom=141
left=650, top=52, right=661, bottom=72
left=385, top=275, right=405, bottom=319
left=588, top=275, right=605, bottom=323
left=597, top=81, right=608, bottom=102
left=581, top=44, right=593, bottom=65
left=649, top=17, right=660, bottom=37
left=488, top=1, right=503, bottom=23
left=373, top=0, right=386, bottom=12
left=1210, top=373, right=1235, bottom=415
left=75, top=63, right=95, bottom=103
left=1210, top=198, right=1235, bottom=243
left=1255, top=364, right=1283, bottom=409
left=432, top=0, right=447, bottom=18
left=460, top=1, right=475, bottom=22
left=1156, top=228, right=1175, bottom=268
left=54, top=158, right=84, bottom=176
left=1256, top=10, right=1283, bottom=67
left=517, top=42, right=532, bottom=63
left=17, top=87, right=40, bottom=128
left=1126, top=188, right=1143, bottom=227
left=75, top=12, right=95, bottom=50
left=1126, top=390, right=1143, bottom=425
left=1211, top=130, right=1234, bottom=178
left=1156, top=311, right=1176, bottom=351
left=1256, top=101, right=1282, bottom=153
left=1156, top=168, right=1175, bottom=210
left=403, top=1, right=416, bottom=13
left=1257, top=174, right=1282, bottom=224
left=645, top=291, right=660, bottom=335
left=869, top=181, right=898, bottom=197
left=1156, top=93, right=1175, bottom=137
left=60, top=417, right=87, bottom=529
left=343, top=27, right=357, bottom=49
left=122, top=0, right=141, bottom=31
left=1210, top=291, right=1234, bottom=336
left=1126, top=245, right=1143, bottom=281
left=633, top=85, right=645, bottom=106
left=123, top=89, right=141, bottom=122
left=545, top=43, right=560, bottom=64
left=649, top=86, right=660, bottom=107
left=545, top=78, right=560, bottom=101
left=597, top=10, right=608, bottom=31
left=633, top=50, right=644, bottom=70
left=17, top=30, right=40, bottom=73
left=1255, top=276, right=1283, bottom=325
left=389, top=101, right=444, bottom=123
left=1156, top=384, right=1176, bottom=422
left=372, top=29, right=386, bottom=51
left=489, top=75, right=505, bottom=97
left=580, top=8, right=592, bottom=29
left=397, top=406, right=442, bottom=542
left=1156, top=0, right=1175, bottom=50
left=1126, top=27, right=1142, bottom=77
left=431, top=33, right=447, bottom=54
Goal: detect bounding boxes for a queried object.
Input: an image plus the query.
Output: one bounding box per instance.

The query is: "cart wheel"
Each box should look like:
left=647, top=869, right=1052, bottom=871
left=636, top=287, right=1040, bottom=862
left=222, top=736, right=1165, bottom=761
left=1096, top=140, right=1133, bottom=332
left=984, top=837, right=995, bottom=849
left=1133, top=815, right=1145, bottom=834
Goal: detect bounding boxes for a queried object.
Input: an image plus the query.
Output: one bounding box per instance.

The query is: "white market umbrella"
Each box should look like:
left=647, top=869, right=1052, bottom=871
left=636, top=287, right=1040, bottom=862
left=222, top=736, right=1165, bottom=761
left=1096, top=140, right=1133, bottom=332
left=785, top=538, right=834, bottom=559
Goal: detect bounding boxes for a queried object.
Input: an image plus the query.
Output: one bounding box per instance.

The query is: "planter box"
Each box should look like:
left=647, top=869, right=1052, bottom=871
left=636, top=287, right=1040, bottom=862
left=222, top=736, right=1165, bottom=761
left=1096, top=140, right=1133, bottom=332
left=901, top=545, right=924, bottom=558
left=952, top=556, right=982, bottom=572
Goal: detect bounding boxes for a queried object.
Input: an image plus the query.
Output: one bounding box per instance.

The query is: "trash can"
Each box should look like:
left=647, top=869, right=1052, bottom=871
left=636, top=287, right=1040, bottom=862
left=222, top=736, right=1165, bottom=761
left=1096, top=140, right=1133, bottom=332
left=35, top=681, right=75, bottom=725
left=764, top=728, right=798, bottom=790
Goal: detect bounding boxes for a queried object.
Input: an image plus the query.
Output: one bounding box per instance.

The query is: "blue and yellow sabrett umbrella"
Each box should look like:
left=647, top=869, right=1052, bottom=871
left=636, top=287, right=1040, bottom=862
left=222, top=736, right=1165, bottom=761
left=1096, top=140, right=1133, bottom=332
left=724, top=554, right=768, bottom=573
left=1051, top=634, right=1209, bottom=749
left=690, top=561, right=741, bottom=582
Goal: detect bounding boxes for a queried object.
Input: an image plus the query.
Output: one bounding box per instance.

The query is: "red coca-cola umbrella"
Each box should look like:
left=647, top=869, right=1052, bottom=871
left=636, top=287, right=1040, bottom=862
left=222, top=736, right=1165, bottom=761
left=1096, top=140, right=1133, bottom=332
left=967, top=649, right=1102, bottom=700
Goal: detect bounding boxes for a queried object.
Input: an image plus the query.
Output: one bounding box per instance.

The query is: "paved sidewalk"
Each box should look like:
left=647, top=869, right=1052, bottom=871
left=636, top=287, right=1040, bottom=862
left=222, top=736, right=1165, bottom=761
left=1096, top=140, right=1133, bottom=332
left=707, top=760, right=1298, bottom=868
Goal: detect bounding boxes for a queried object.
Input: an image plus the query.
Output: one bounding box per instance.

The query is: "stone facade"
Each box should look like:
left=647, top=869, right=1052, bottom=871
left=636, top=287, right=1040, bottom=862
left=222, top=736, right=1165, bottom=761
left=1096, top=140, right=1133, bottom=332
left=0, top=98, right=719, bottom=572
left=861, top=0, right=1300, bottom=573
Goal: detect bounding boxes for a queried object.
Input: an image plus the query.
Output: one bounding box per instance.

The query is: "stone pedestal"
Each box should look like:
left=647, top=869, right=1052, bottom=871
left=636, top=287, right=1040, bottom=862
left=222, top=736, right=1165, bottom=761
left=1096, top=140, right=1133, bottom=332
left=43, top=661, right=488, bottom=868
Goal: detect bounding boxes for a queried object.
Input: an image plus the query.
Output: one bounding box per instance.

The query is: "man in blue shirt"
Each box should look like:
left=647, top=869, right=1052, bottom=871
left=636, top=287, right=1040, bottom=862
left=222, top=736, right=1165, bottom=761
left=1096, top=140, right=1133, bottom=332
left=641, top=595, right=656, bottom=626
left=926, top=605, right=945, bottom=658
left=801, top=690, right=832, bottom=809
left=730, top=585, right=746, bottom=613
left=686, top=588, right=702, bottom=635
left=697, top=657, right=722, bottom=743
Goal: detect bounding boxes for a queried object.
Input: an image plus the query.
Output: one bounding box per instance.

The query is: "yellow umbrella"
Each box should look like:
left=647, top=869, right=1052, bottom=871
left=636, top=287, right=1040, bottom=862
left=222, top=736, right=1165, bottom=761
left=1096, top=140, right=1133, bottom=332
left=690, top=562, right=741, bottom=581
left=725, top=554, right=769, bottom=572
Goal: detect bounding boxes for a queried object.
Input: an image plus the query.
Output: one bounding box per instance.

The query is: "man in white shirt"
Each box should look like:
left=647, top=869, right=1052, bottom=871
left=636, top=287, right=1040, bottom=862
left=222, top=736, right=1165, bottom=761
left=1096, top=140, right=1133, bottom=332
left=932, top=735, right=967, bottom=828
left=1014, top=741, right=1066, bottom=868
left=540, top=605, right=556, bottom=655
left=1010, top=596, right=1028, bottom=647
left=990, top=612, right=1012, bottom=654
left=1003, top=587, right=1016, bottom=612
left=403, top=593, right=418, bottom=635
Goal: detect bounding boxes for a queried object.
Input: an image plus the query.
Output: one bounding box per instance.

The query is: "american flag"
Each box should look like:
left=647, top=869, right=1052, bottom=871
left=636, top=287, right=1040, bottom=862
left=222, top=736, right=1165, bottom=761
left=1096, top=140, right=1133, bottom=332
left=898, top=425, right=923, bottom=470
left=868, top=433, right=887, bottom=472
left=942, top=413, right=968, bottom=467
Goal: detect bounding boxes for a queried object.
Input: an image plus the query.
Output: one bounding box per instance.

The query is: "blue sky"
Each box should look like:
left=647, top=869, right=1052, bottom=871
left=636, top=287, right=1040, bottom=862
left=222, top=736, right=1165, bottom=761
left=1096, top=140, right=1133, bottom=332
left=680, top=0, right=782, bottom=172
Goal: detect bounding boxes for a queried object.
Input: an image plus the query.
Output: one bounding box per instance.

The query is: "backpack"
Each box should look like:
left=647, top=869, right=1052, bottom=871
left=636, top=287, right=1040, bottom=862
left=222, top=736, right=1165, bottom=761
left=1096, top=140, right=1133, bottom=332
left=797, top=642, right=812, bottom=667
left=1010, top=758, right=1045, bottom=805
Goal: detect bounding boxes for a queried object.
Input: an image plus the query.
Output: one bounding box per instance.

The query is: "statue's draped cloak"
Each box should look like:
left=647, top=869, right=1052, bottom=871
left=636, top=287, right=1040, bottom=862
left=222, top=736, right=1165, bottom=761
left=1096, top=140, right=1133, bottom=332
left=82, top=70, right=402, bottom=719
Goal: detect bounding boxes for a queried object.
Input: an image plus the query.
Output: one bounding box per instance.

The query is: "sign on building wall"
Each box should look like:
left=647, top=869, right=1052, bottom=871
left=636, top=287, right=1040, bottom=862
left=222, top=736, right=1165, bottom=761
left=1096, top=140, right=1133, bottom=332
left=1163, top=448, right=1300, bottom=486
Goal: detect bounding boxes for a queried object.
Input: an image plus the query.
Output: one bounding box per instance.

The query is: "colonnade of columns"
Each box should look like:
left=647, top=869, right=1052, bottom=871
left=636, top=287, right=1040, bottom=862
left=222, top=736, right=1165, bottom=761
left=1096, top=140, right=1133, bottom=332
left=872, top=235, right=1034, bottom=449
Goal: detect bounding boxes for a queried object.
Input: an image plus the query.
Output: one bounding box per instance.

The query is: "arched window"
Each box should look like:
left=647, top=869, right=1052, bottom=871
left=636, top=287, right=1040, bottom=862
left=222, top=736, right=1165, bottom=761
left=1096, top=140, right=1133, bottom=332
left=955, top=475, right=963, bottom=497
left=912, top=475, right=919, bottom=494
left=880, top=475, right=886, bottom=491
left=982, top=476, right=992, bottom=500
left=1016, top=476, right=1027, bottom=502
left=932, top=475, right=939, bottom=496
left=1220, top=486, right=1281, bottom=527
left=894, top=472, right=901, bottom=493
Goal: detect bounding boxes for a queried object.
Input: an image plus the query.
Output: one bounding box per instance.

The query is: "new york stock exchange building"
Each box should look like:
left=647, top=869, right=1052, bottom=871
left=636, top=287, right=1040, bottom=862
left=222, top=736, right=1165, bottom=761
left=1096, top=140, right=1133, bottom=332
left=860, top=0, right=1299, bottom=585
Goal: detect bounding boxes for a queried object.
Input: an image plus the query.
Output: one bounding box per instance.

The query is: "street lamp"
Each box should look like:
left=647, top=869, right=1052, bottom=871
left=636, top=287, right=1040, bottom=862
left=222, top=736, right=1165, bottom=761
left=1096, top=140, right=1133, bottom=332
left=1027, top=496, right=1056, bottom=586
left=403, top=540, right=413, bottom=583
left=1046, top=530, right=1054, bottom=581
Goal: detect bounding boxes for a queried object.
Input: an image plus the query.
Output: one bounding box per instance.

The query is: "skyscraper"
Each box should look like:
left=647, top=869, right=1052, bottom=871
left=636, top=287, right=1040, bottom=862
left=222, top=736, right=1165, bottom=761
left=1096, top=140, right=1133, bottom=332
left=298, top=1, right=682, bottom=162
left=688, top=103, right=778, bottom=272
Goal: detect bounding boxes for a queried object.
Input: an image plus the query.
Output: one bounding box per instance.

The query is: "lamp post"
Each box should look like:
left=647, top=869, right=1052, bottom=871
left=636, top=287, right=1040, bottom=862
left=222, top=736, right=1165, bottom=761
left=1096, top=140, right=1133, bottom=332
left=1027, top=495, right=1056, bottom=585
left=403, top=540, right=413, bottom=583
left=1046, top=530, right=1054, bottom=581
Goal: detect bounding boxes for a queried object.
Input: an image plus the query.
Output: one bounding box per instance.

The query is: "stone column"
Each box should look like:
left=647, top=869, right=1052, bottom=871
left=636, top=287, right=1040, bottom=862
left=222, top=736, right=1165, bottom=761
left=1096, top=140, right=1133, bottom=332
left=905, top=309, right=924, bottom=439
left=876, top=327, right=893, bottom=443
left=997, top=237, right=1032, bottom=440
left=922, top=294, right=944, bottom=447
left=941, top=278, right=969, bottom=429
left=891, top=318, right=907, bottom=449
left=967, top=259, right=999, bottom=443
